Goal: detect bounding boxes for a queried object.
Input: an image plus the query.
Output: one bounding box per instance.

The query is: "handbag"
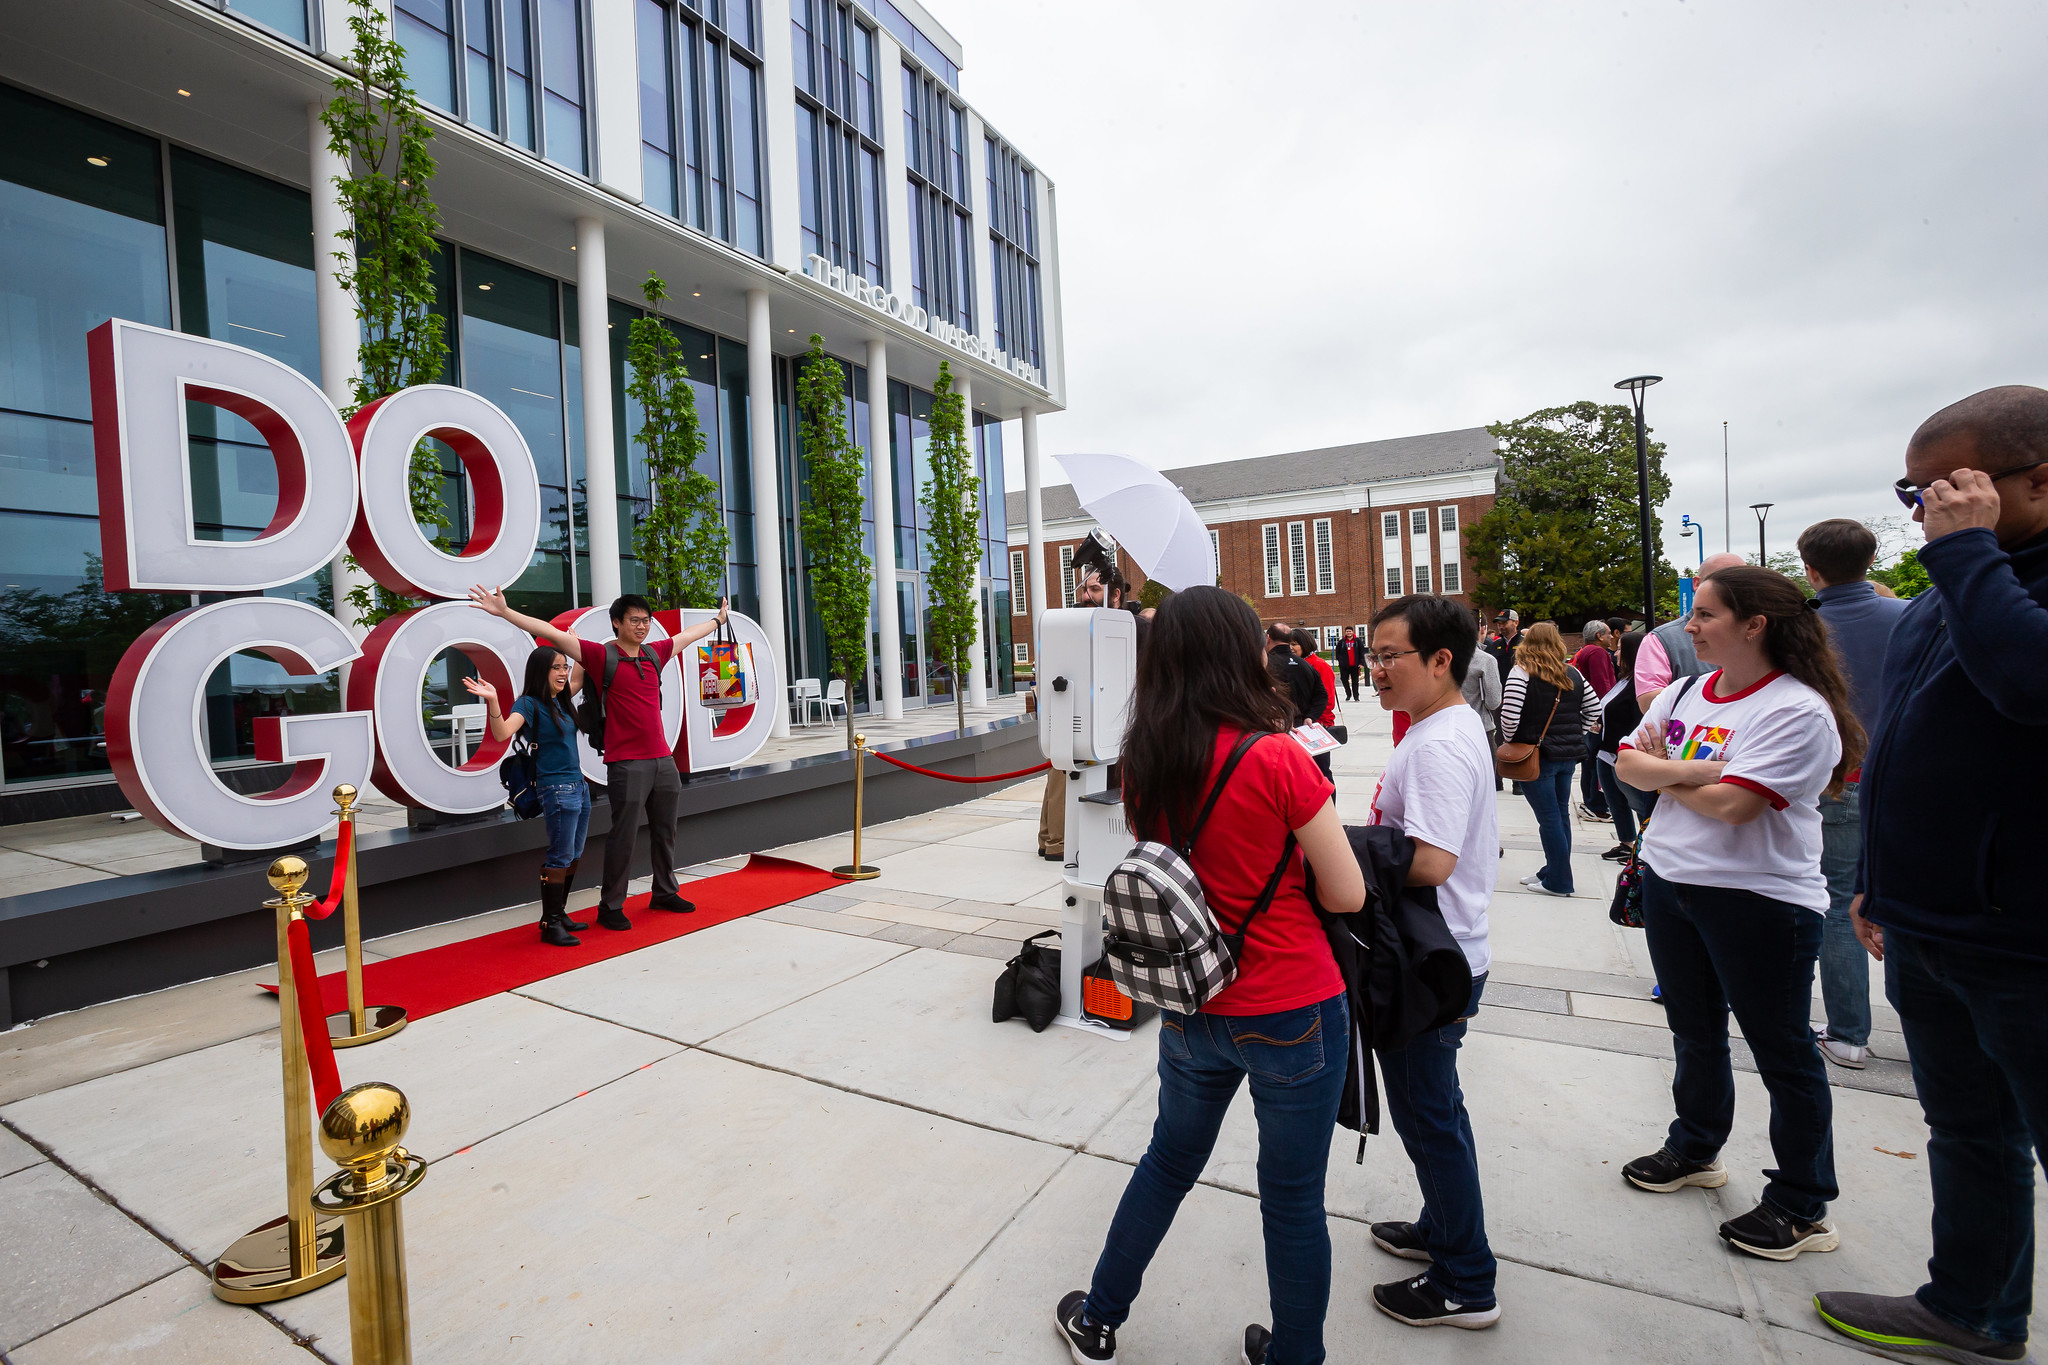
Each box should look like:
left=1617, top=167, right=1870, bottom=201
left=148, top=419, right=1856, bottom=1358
left=1608, top=817, right=1652, bottom=928
left=992, top=930, right=1063, bottom=1032
left=696, top=619, right=758, bottom=711
left=498, top=734, right=543, bottom=820
left=1494, top=688, right=1562, bottom=782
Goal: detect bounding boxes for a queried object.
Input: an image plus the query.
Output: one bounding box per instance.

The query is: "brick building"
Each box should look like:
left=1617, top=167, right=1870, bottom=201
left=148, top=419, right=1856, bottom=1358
left=1003, top=428, right=1500, bottom=670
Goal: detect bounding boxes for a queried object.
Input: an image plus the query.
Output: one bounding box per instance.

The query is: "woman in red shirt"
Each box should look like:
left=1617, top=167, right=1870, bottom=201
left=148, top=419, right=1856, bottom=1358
left=1055, top=587, right=1366, bottom=1365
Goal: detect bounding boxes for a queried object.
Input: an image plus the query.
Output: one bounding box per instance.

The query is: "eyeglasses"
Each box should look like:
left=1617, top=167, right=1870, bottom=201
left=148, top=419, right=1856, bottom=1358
left=1365, top=649, right=1418, bottom=669
left=1894, top=460, right=2047, bottom=508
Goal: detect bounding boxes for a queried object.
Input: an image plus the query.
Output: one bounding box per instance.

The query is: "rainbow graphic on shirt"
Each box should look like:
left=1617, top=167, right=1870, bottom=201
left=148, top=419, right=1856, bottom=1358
left=1676, top=725, right=1732, bottom=761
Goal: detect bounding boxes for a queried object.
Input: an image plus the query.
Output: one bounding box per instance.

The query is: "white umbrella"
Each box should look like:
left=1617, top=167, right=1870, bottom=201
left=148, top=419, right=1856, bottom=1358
left=1047, top=452, right=1215, bottom=591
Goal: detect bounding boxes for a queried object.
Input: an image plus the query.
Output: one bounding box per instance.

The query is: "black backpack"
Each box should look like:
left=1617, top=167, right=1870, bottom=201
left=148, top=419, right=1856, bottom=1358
left=577, top=642, right=653, bottom=755
left=498, top=733, right=543, bottom=819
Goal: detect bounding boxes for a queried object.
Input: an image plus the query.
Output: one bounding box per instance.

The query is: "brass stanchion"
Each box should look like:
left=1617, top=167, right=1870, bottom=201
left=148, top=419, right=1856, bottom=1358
left=312, top=1082, right=427, bottom=1365
left=325, top=784, right=407, bottom=1048
left=832, top=734, right=880, bottom=880
left=212, top=856, right=346, bottom=1303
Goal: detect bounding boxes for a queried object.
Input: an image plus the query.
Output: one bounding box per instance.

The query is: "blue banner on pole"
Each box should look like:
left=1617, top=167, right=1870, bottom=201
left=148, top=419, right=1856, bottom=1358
left=1679, top=575, right=1695, bottom=618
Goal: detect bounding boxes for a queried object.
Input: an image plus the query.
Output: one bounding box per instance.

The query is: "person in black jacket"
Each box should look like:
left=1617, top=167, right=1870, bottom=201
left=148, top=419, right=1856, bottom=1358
left=1335, top=626, right=1366, bottom=701
left=1814, top=386, right=2048, bottom=1364
left=1267, top=622, right=1327, bottom=726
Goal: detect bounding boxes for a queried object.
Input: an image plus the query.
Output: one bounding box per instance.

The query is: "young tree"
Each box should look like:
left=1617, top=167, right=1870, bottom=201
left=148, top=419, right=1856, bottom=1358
left=1466, top=401, right=1679, bottom=624
left=919, top=362, right=980, bottom=733
left=627, top=272, right=727, bottom=610
left=796, top=337, right=873, bottom=749
left=323, top=0, right=451, bottom=630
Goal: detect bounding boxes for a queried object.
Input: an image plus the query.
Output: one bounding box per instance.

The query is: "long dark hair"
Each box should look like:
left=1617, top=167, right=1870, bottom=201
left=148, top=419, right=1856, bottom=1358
left=1122, top=586, right=1289, bottom=844
left=520, top=646, right=577, bottom=727
left=1618, top=629, right=1647, bottom=680
left=1700, top=566, right=1865, bottom=793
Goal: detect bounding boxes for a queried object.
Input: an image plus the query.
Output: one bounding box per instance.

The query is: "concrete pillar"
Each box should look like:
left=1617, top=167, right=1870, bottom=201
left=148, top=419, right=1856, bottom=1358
left=311, top=102, right=371, bottom=636
left=745, top=289, right=791, bottom=738
left=1022, top=406, right=1047, bottom=643
left=960, top=374, right=985, bottom=709
left=575, top=217, right=621, bottom=607
left=867, top=337, right=904, bottom=719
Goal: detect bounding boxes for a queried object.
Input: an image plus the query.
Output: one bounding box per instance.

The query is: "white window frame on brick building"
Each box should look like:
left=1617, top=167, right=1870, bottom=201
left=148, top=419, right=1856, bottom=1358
left=1010, top=549, right=1026, bottom=612
left=1312, top=517, right=1334, bottom=593
left=1209, top=527, right=1221, bottom=584
left=1287, top=521, right=1309, bottom=595
left=1262, top=523, right=1284, bottom=596
left=1060, top=544, right=1075, bottom=606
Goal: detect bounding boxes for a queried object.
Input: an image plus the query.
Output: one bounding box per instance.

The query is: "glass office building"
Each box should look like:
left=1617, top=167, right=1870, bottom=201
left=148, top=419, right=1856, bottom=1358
left=0, top=0, right=1062, bottom=813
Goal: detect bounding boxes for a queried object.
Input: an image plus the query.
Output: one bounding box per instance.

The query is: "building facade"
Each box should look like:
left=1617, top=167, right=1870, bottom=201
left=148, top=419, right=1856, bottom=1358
left=1005, top=428, right=1499, bottom=669
left=0, top=0, right=1062, bottom=815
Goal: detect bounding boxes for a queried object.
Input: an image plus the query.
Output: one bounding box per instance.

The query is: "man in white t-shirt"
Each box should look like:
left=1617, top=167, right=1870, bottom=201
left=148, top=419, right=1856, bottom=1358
left=1360, top=594, right=1503, bottom=1332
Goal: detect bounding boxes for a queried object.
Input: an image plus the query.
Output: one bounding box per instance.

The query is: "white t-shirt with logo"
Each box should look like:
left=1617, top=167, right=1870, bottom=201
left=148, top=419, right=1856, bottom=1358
left=1623, top=670, right=1840, bottom=913
left=1369, top=703, right=1499, bottom=975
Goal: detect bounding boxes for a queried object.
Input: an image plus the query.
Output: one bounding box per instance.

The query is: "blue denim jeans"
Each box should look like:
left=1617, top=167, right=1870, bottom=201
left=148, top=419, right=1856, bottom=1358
left=1519, top=758, right=1577, bottom=892
left=1816, top=784, right=1869, bottom=1046
left=541, top=780, right=592, bottom=869
left=1886, top=930, right=2048, bottom=1346
left=1086, top=992, right=1348, bottom=1364
left=1379, top=973, right=1496, bottom=1304
left=1641, top=866, right=1837, bottom=1221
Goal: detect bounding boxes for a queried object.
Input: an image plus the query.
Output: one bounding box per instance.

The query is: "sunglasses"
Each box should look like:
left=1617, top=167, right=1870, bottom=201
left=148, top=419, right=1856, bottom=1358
left=1894, top=460, right=2048, bottom=509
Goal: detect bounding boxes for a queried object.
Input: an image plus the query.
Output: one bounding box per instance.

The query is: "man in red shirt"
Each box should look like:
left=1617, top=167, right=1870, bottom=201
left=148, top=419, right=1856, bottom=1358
left=471, top=587, right=728, bottom=930
left=1569, top=621, right=1617, bottom=821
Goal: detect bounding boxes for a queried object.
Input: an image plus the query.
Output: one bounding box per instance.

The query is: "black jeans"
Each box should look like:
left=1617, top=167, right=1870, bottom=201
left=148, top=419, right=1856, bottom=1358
left=1886, top=930, right=2048, bottom=1345
left=601, top=756, right=683, bottom=911
left=1339, top=665, right=1361, bottom=701
left=1641, top=866, right=1837, bottom=1221
left=1579, top=731, right=1608, bottom=814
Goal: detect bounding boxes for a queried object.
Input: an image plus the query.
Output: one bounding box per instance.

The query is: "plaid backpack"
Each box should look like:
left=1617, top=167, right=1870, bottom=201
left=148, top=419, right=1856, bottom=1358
left=1102, top=732, right=1300, bottom=1013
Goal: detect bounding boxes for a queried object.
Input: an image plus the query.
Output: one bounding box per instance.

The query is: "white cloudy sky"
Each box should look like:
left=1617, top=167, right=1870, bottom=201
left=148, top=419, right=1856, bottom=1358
left=957, top=0, right=2048, bottom=566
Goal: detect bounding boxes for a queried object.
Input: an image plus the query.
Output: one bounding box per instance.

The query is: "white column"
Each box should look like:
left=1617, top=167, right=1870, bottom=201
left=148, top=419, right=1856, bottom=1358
left=1022, top=405, right=1046, bottom=641
left=867, top=337, right=904, bottom=719
left=745, top=289, right=791, bottom=738
left=312, top=102, right=371, bottom=636
left=576, top=217, right=621, bottom=606
left=960, top=373, right=986, bottom=708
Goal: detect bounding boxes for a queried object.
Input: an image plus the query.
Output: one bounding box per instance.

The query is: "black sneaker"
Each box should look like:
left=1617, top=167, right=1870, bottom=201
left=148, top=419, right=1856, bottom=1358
left=1719, top=1202, right=1839, bottom=1261
left=1241, top=1323, right=1272, bottom=1364
left=596, top=905, right=633, bottom=931
left=1372, top=1273, right=1501, bottom=1329
left=1053, top=1290, right=1116, bottom=1363
left=1371, top=1220, right=1433, bottom=1262
left=1814, top=1291, right=2029, bottom=1362
left=1623, top=1148, right=1728, bottom=1193
left=648, top=891, right=696, bottom=914
left=1600, top=843, right=1635, bottom=862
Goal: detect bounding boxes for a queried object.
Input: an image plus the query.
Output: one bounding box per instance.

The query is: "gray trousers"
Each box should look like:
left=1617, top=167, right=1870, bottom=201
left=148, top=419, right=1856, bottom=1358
left=602, top=757, right=683, bottom=912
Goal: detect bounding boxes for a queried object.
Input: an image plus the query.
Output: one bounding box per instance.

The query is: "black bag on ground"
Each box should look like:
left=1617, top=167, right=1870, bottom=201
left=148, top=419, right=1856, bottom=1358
left=993, top=930, right=1063, bottom=1032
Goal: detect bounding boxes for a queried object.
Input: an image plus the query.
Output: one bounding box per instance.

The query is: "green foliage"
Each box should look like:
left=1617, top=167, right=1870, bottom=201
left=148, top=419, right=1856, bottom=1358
left=796, top=337, right=874, bottom=748
left=1871, top=548, right=1930, bottom=598
left=919, top=362, right=981, bottom=732
left=1749, top=550, right=1815, bottom=597
left=627, top=272, right=727, bottom=610
left=1466, top=401, right=1680, bottom=626
left=324, top=0, right=450, bottom=630
left=1135, top=579, right=1172, bottom=610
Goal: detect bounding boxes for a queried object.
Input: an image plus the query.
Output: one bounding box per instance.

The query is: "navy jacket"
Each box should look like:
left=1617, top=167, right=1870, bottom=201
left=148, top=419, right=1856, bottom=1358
left=1811, top=580, right=1907, bottom=746
left=1858, top=525, right=2048, bottom=958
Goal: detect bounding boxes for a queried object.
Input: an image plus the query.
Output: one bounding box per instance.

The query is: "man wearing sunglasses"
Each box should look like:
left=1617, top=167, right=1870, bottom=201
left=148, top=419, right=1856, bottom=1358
left=1814, top=385, right=2048, bottom=1365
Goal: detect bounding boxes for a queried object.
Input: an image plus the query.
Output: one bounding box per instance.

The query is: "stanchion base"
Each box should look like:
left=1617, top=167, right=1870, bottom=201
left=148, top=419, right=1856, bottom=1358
left=327, top=1005, right=407, bottom=1048
left=832, top=865, right=881, bottom=881
left=210, top=1213, right=346, bottom=1303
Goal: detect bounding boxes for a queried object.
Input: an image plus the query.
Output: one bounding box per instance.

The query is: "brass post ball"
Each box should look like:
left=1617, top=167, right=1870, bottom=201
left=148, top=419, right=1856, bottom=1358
left=319, top=1081, right=411, bottom=1168
left=267, top=855, right=310, bottom=898
left=332, top=782, right=358, bottom=806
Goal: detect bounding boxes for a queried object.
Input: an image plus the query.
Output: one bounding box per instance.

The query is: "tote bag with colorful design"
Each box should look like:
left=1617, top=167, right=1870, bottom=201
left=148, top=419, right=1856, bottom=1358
left=696, top=620, right=758, bottom=711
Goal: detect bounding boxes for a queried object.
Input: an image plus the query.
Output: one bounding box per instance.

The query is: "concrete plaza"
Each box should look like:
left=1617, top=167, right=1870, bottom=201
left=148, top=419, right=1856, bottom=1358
left=1, top=698, right=2036, bottom=1364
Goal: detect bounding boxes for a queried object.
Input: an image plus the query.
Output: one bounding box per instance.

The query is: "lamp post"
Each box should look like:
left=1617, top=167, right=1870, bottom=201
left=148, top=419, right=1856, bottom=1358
left=1614, top=375, right=1663, bottom=628
left=1750, top=502, right=1774, bottom=566
left=1679, top=515, right=1705, bottom=568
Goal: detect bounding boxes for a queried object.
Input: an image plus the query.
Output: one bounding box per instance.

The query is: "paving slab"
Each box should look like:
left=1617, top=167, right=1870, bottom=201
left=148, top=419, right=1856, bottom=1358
left=865, top=810, right=1010, bottom=843
left=854, top=901, right=997, bottom=934
left=890, top=1150, right=1769, bottom=1364
left=264, top=1049, right=1069, bottom=1365
left=827, top=882, right=957, bottom=911
left=858, top=839, right=1065, bottom=905
left=938, top=818, right=1043, bottom=852
left=517, top=916, right=910, bottom=1045
left=1772, top=1320, right=1907, bottom=1362
left=759, top=833, right=920, bottom=867
left=9, top=1266, right=312, bottom=1364
left=1, top=992, right=678, bottom=1261
left=755, top=904, right=896, bottom=937
left=709, top=947, right=1158, bottom=1146
left=1486, top=889, right=1638, bottom=974
left=0, top=1120, right=46, bottom=1176
left=0, top=1162, right=184, bottom=1352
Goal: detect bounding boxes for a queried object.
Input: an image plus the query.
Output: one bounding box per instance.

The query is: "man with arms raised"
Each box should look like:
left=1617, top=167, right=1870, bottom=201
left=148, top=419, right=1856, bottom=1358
left=471, top=585, right=728, bottom=932
left=1362, top=594, right=1503, bottom=1330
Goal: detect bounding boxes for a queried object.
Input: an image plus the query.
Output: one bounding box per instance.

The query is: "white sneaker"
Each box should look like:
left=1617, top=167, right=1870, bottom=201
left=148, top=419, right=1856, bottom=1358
left=1526, top=883, right=1573, bottom=898
left=1817, top=1035, right=1867, bottom=1069
left=1518, top=872, right=1543, bottom=888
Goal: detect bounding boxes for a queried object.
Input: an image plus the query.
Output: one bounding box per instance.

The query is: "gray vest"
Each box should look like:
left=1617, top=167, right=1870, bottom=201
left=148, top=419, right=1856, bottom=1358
left=1652, top=618, right=1705, bottom=679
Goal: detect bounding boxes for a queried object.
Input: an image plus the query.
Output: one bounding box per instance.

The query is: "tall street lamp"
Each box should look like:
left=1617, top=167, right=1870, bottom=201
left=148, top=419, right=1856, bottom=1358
left=1615, top=375, right=1663, bottom=628
left=1679, top=514, right=1705, bottom=567
left=1750, top=502, right=1774, bottom=566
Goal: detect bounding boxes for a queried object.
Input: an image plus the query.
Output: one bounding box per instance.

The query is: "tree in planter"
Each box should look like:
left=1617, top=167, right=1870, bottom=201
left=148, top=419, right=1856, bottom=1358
left=627, top=273, right=728, bottom=611
left=1466, top=401, right=1679, bottom=624
left=322, top=0, right=451, bottom=631
left=919, top=362, right=981, bottom=733
left=796, top=336, right=873, bottom=749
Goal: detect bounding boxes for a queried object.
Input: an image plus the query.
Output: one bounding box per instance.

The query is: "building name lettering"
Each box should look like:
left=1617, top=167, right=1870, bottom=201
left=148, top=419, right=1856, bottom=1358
left=804, top=255, right=1043, bottom=389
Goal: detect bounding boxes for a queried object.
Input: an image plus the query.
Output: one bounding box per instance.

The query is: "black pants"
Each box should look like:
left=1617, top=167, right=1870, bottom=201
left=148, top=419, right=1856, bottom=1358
left=1339, top=665, right=1361, bottom=701
left=1579, top=731, right=1608, bottom=814
left=602, top=757, right=683, bottom=911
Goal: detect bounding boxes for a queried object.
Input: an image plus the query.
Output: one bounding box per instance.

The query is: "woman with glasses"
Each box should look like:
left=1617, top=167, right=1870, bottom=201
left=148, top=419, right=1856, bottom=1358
left=1497, top=622, right=1603, bottom=895
left=1614, top=566, right=1864, bottom=1261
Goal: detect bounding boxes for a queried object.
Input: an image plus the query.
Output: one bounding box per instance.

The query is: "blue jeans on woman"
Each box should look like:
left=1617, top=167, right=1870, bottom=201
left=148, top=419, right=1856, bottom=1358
left=1641, top=866, right=1836, bottom=1221
left=541, top=780, right=591, bottom=869
left=1519, top=757, right=1578, bottom=892
left=1085, top=992, right=1349, bottom=1364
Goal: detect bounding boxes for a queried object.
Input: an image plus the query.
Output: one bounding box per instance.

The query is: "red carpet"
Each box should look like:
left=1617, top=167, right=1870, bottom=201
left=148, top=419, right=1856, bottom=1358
left=276, top=855, right=842, bottom=1023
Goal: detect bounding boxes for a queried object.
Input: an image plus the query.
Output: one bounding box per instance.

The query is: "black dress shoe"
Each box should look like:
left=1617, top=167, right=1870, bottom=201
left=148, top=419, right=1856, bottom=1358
left=596, top=905, right=633, bottom=931
left=648, top=891, right=696, bottom=913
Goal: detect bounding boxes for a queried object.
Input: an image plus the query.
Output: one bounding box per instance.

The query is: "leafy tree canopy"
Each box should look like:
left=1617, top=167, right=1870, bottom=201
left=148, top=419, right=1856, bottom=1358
left=796, top=336, right=873, bottom=748
left=629, top=272, right=727, bottom=610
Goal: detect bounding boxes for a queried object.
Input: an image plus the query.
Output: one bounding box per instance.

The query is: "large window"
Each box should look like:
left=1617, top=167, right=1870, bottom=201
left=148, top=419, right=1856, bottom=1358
left=1010, top=549, right=1026, bottom=611
left=1261, top=524, right=1283, bottom=597
left=875, top=0, right=958, bottom=89
left=397, top=0, right=589, bottom=174
left=1312, top=518, right=1334, bottom=593
left=213, top=0, right=313, bottom=43
left=1287, top=521, right=1309, bottom=596
left=792, top=0, right=886, bottom=285
left=985, top=131, right=1042, bottom=370
left=638, top=0, right=765, bottom=256
left=902, top=66, right=971, bottom=328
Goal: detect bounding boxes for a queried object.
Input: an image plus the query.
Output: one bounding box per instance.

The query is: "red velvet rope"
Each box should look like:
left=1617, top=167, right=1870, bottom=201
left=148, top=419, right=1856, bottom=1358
left=286, top=917, right=342, bottom=1112
left=302, top=819, right=353, bottom=921
left=865, top=750, right=1051, bottom=784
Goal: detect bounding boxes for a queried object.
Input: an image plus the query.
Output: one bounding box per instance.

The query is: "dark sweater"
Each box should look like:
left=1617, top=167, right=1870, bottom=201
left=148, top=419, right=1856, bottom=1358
left=1858, top=525, right=2048, bottom=959
left=1811, top=579, right=1907, bottom=746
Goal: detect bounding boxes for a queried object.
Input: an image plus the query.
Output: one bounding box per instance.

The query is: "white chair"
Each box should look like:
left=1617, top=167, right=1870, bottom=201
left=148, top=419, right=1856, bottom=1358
left=442, top=703, right=487, bottom=764
left=821, top=679, right=848, bottom=724
left=792, top=678, right=824, bottom=726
